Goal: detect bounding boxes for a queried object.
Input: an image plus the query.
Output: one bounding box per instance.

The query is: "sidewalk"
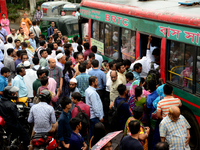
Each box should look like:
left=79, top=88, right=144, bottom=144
left=10, top=23, right=21, bottom=30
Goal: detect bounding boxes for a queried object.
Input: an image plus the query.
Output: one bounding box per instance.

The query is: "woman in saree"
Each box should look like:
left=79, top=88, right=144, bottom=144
left=25, top=40, right=35, bottom=53
left=21, top=22, right=29, bottom=37
left=124, top=106, right=150, bottom=150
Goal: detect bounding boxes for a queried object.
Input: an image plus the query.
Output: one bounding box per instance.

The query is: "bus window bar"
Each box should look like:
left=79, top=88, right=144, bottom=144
left=168, top=70, right=192, bottom=81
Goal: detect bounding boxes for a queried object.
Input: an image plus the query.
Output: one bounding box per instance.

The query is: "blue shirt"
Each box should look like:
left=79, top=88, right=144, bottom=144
left=12, top=75, right=28, bottom=97
left=47, top=26, right=54, bottom=37
left=29, top=38, right=36, bottom=50
left=75, top=73, right=90, bottom=97
left=15, top=58, right=22, bottom=70
left=0, top=75, right=7, bottom=98
left=58, top=46, right=64, bottom=53
left=88, top=69, right=106, bottom=90
left=14, top=46, right=22, bottom=51
left=132, top=71, right=141, bottom=81
left=85, top=86, right=104, bottom=120
left=57, top=111, right=72, bottom=143
left=69, top=132, right=84, bottom=150
left=147, top=90, right=159, bottom=110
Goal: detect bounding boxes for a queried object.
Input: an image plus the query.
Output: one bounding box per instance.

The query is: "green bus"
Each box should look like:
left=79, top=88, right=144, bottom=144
left=79, top=0, right=200, bottom=149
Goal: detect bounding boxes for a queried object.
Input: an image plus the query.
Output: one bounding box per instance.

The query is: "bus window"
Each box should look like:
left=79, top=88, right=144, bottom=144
left=168, top=41, right=194, bottom=91
left=92, top=21, right=99, bottom=40
left=104, top=24, right=119, bottom=59
left=99, top=22, right=104, bottom=42
left=121, top=29, right=136, bottom=62
left=196, top=47, right=200, bottom=93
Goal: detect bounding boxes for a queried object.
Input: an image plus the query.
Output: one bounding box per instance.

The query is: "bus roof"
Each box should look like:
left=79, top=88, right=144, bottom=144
left=81, top=0, right=200, bottom=27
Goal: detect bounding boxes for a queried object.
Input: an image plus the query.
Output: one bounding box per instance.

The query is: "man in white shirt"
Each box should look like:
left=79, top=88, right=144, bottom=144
left=7, top=28, right=17, bottom=47
left=30, top=21, right=41, bottom=38
left=106, top=61, right=116, bottom=92
left=3, top=37, right=13, bottom=58
left=56, top=53, right=65, bottom=70
left=23, top=61, right=37, bottom=99
left=0, top=39, right=4, bottom=50
left=91, top=45, right=103, bottom=70
left=71, top=36, right=79, bottom=52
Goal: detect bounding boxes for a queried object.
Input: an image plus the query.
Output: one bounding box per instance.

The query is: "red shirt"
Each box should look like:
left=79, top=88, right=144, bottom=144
left=83, top=49, right=91, bottom=60
left=71, top=101, right=90, bottom=119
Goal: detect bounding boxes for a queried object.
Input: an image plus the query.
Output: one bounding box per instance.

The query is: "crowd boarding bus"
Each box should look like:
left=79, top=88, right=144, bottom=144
left=79, top=0, right=200, bottom=149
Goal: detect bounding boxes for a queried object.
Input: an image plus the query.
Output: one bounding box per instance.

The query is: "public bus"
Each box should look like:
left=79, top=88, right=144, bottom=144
left=79, top=0, right=200, bottom=149
left=0, top=0, right=7, bottom=20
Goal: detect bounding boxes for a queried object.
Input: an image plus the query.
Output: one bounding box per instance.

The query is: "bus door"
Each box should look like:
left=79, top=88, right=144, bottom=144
left=79, top=17, right=89, bottom=42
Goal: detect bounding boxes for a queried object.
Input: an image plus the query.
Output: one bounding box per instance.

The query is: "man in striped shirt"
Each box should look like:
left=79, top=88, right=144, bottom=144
left=156, top=84, right=182, bottom=119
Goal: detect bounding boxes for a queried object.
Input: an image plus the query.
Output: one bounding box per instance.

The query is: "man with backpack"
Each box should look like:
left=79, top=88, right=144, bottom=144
left=114, top=84, right=132, bottom=130
left=71, top=92, right=90, bottom=142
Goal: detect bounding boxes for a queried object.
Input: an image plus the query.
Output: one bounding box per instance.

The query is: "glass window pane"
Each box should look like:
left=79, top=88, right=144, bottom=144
left=121, top=29, right=136, bottom=62
left=92, top=21, right=99, bottom=40
left=99, top=22, right=104, bottom=42
left=168, top=41, right=194, bottom=91
left=104, top=24, right=119, bottom=59
left=196, top=47, right=200, bottom=93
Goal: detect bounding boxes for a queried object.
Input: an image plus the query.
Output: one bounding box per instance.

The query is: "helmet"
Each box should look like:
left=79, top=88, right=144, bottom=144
left=38, top=90, right=51, bottom=104
left=3, top=86, right=19, bottom=100
left=46, top=137, right=57, bottom=150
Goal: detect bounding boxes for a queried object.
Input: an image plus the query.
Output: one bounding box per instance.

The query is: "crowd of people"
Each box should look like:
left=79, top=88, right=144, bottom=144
left=0, top=11, right=191, bottom=150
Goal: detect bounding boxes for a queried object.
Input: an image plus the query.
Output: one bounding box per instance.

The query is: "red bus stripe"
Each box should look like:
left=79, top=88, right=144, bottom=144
left=174, top=95, right=200, bottom=109
left=136, top=31, right=140, bottom=59
left=88, top=19, right=91, bottom=46
left=160, top=38, right=166, bottom=83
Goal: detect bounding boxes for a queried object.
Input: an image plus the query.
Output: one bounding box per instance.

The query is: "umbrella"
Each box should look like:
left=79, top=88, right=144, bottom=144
left=91, top=130, right=124, bottom=150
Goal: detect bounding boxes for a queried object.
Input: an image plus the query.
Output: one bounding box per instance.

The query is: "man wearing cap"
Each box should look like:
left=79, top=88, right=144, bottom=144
left=0, top=23, right=7, bottom=43
left=69, top=78, right=79, bottom=111
left=23, top=61, right=37, bottom=100
left=56, top=53, right=66, bottom=70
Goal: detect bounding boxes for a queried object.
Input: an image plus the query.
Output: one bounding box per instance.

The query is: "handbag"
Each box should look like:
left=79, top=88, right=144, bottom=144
left=33, top=27, right=39, bottom=44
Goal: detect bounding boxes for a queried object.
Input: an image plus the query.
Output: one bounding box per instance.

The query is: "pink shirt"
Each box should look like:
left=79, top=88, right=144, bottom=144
left=47, top=77, right=57, bottom=95
left=71, top=101, right=90, bottom=119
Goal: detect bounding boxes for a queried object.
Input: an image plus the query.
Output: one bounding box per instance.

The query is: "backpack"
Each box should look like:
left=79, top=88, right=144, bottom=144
left=108, top=100, right=125, bottom=130
left=32, top=66, right=42, bottom=71
left=75, top=106, right=89, bottom=136
left=33, top=86, right=41, bottom=104
left=145, top=62, right=160, bottom=90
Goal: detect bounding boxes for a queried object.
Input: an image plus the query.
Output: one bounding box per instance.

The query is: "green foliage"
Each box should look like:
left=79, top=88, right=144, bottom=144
left=36, top=0, right=46, bottom=7
left=7, top=3, right=22, bottom=21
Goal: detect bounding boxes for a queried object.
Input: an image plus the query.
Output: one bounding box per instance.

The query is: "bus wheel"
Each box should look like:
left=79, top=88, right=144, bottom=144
left=181, top=109, right=200, bottom=150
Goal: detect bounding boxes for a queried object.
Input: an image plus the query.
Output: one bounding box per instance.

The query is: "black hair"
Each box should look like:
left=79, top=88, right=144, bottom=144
left=73, top=52, right=80, bottom=59
left=39, top=34, right=45, bottom=40
left=21, top=50, right=27, bottom=54
left=47, top=36, right=52, bottom=41
left=32, top=57, right=39, bottom=65
left=155, top=56, right=160, bottom=63
left=40, top=49, right=47, bottom=56
left=152, top=48, right=160, bottom=56
left=43, top=69, right=49, bottom=76
left=134, top=63, right=142, bottom=71
left=71, top=92, right=82, bottom=101
left=109, top=61, right=115, bottom=69
left=63, top=61, right=75, bottom=79
left=92, top=122, right=106, bottom=147
left=1, top=67, right=10, bottom=75
left=14, top=39, right=20, bottom=43
left=164, top=84, right=173, bottom=95
left=56, top=50, right=62, bottom=56
left=116, top=58, right=124, bottom=63
left=60, top=96, right=71, bottom=109
left=123, top=59, right=131, bottom=67
left=16, top=67, right=25, bottom=74
left=78, top=64, right=86, bottom=73
left=40, top=76, right=48, bottom=86
left=83, top=43, right=89, bottom=49
left=155, top=142, right=169, bottom=150
left=77, top=45, right=83, bottom=53
left=7, top=37, right=13, bottom=43
left=51, top=21, right=55, bottom=24
left=73, top=36, right=79, bottom=42
left=69, top=117, right=82, bottom=130
left=19, top=27, right=23, bottom=31
left=56, top=40, right=62, bottom=46
left=32, top=21, right=36, bottom=25
left=89, top=76, right=97, bottom=86
left=46, top=48, right=52, bottom=55
left=77, top=38, right=82, bottom=45
left=141, top=49, right=146, bottom=57
left=135, top=86, right=142, bottom=102
left=132, top=106, right=143, bottom=119
left=29, top=32, right=33, bottom=37
left=91, top=45, right=97, bottom=53
left=125, top=72, right=134, bottom=80
left=7, top=48, right=14, bottom=56
left=21, top=53, right=28, bottom=59
left=40, top=40, right=46, bottom=46
left=148, top=80, right=157, bottom=92
left=116, top=62, right=124, bottom=72
left=117, top=84, right=127, bottom=95
left=129, top=120, right=140, bottom=134
left=89, top=52, right=95, bottom=58
left=48, top=43, right=53, bottom=50
left=65, top=49, right=70, bottom=57
left=53, top=42, right=58, bottom=49
left=91, top=59, right=99, bottom=68
left=36, top=69, right=44, bottom=78
left=64, top=43, right=72, bottom=49
left=77, top=8, right=80, bottom=11
left=21, top=42, right=27, bottom=48
left=16, top=50, right=22, bottom=57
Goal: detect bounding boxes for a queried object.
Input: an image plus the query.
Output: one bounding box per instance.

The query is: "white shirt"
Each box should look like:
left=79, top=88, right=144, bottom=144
left=0, top=39, right=4, bottom=50
left=72, top=43, right=78, bottom=52
left=106, top=70, right=112, bottom=92
left=7, top=33, right=18, bottom=47
left=86, top=67, right=92, bottom=74
left=146, top=49, right=160, bottom=73
left=50, top=50, right=56, bottom=58
left=34, top=65, right=45, bottom=70
left=4, top=43, right=13, bottom=58
left=46, top=55, right=53, bottom=60
left=24, top=68, right=38, bottom=98
left=95, top=53, right=103, bottom=69
left=56, top=61, right=64, bottom=70
left=30, top=26, right=41, bottom=37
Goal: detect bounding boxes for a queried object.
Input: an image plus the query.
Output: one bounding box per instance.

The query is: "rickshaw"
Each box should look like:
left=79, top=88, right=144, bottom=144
left=40, top=15, right=79, bottom=43
left=62, top=3, right=80, bottom=15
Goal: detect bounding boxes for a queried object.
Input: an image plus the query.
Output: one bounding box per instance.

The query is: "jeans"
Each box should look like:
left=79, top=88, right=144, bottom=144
left=89, top=118, right=100, bottom=140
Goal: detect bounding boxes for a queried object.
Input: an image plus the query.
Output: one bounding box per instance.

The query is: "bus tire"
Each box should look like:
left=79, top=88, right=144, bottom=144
left=181, top=107, right=200, bottom=150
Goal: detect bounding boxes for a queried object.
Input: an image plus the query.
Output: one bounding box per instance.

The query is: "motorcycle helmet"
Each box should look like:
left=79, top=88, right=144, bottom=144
left=38, top=90, right=51, bottom=104
left=3, top=86, right=19, bottom=100
left=46, top=137, right=57, bottom=150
